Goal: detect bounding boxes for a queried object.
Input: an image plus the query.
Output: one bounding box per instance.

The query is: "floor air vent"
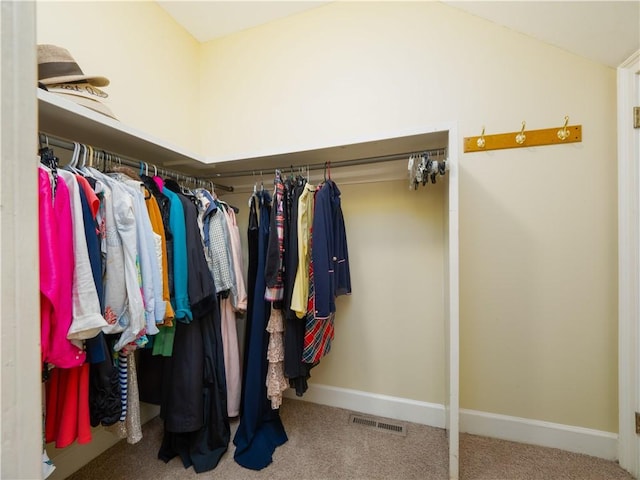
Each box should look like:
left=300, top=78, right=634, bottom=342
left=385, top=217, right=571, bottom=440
left=348, top=414, right=407, bottom=436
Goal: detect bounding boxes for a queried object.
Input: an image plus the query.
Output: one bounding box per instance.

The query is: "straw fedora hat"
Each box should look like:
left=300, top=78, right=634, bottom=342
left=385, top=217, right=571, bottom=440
left=46, top=83, right=117, bottom=119
left=38, top=44, right=109, bottom=87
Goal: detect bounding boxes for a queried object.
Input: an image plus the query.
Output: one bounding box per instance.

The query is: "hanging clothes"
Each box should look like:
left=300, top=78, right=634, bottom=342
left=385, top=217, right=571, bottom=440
left=160, top=183, right=192, bottom=322
left=225, top=206, right=248, bottom=313
left=196, top=189, right=243, bottom=418
left=43, top=173, right=93, bottom=448
left=88, top=334, right=121, bottom=427
left=311, top=179, right=351, bottom=318
left=85, top=168, right=128, bottom=337
left=265, top=171, right=285, bottom=303
left=221, top=205, right=245, bottom=417
left=290, top=182, right=316, bottom=319
left=104, top=349, right=142, bottom=445
left=284, top=180, right=311, bottom=395
left=142, top=187, right=175, bottom=325
left=234, top=189, right=288, bottom=470
left=119, top=175, right=164, bottom=330
left=198, top=189, right=235, bottom=296
left=151, top=181, right=189, bottom=358
left=88, top=168, right=146, bottom=350
left=266, top=308, right=287, bottom=409
left=77, top=176, right=123, bottom=428
left=142, top=174, right=175, bottom=320
left=57, top=170, right=108, bottom=341
left=39, top=167, right=86, bottom=368
left=76, top=176, right=109, bottom=365
left=240, top=194, right=260, bottom=413
left=157, top=179, right=230, bottom=474
left=303, top=179, right=352, bottom=363
left=45, top=363, right=91, bottom=448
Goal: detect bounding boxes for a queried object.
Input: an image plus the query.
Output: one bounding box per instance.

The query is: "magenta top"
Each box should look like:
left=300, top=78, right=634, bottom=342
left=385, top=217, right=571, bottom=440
left=39, top=167, right=86, bottom=368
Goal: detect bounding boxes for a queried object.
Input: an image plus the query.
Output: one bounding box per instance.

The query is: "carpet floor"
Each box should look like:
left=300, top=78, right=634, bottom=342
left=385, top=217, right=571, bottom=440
left=65, top=399, right=633, bottom=480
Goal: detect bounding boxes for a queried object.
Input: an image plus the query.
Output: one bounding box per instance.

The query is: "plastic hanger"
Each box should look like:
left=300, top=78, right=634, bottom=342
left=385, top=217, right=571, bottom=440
left=64, top=142, right=82, bottom=174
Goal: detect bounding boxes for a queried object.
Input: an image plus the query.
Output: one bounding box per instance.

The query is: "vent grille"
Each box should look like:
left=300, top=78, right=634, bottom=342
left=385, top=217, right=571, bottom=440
left=348, top=414, right=407, bottom=436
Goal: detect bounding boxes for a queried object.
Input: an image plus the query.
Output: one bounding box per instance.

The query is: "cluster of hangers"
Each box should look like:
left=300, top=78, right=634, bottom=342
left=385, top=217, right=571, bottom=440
left=246, top=163, right=324, bottom=205
left=37, top=132, right=233, bottom=194
left=407, top=151, right=449, bottom=190
left=38, top=133, right=239, bottom=213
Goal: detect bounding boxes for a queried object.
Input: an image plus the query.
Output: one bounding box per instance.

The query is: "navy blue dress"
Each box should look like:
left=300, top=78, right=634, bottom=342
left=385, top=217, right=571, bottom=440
left=233, top=190, right=288, bottom=470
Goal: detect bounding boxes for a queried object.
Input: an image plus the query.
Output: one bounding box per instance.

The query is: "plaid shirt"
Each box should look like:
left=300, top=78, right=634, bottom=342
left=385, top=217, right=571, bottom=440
left=265, top=171, right=285, bottom=302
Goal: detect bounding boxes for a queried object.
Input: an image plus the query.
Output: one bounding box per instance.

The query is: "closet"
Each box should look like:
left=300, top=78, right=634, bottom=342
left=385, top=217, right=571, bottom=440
left=35, top=87, right=460, bottom=479
left=1, top=8, right=459, bottom=476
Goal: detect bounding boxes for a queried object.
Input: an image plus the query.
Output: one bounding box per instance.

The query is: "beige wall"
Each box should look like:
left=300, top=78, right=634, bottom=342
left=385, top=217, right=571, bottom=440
left=35, top=1, right=619, bottom=433
left=36, top=1, right=201, bottom=153
left=200, top=2, right=617, bottom=432
left=223, top=179, right=448, bottom=405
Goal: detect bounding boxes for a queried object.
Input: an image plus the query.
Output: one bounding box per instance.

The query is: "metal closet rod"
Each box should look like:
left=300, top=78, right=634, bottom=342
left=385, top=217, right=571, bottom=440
left=211, top=147, right=448, bottom=179
left=38, top=132, right=234, bottom=193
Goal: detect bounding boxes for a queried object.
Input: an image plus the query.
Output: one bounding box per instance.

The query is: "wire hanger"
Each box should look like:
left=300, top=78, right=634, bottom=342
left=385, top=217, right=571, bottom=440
left=323, top=161, right=331, bottom=182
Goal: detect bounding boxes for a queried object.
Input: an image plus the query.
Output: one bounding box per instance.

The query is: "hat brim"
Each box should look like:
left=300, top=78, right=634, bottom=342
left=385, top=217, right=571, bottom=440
left=51, top=91, right=117, bottom=120
left=47, top=83, right=109, bottom=101
left=40, top=74, right=110, bottom=87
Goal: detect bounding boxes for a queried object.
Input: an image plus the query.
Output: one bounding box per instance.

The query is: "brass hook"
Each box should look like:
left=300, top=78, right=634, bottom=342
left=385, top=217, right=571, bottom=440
left=557, top=115, right=570, bottom=140
left=515, top=121, right=526, bottom=145
left=476, top=126, right=486, bottom=148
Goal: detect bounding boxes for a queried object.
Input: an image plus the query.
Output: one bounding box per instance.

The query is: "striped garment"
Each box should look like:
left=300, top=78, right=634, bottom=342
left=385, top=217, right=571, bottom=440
left=118, top=351, right=128, bottom=422
left=265, top=172, right=285, bottom=302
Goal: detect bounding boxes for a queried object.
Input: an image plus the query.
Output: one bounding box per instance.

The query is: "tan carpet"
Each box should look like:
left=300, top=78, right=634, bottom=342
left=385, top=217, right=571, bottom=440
left=66, top=399, right=633, bottom=480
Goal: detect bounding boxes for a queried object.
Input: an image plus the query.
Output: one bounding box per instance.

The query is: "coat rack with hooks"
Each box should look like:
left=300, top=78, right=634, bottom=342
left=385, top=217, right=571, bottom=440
left=463, top=116, right=582, bottom=153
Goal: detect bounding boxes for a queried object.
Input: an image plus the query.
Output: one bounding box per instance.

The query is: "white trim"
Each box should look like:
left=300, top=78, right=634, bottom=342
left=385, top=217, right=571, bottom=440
left=460, top=409, right=618, bottom=461
left=618, top=48, right=640, bottom=477
left=205, top=121, right=458, bottom=163
left=38, top=89, right=205, bottom=166
left=285, top=385, right=617, bottom=461
left=46, top=404, right=160, bottom=479
left=0, top=3, right=41, bottom=479
left=283, top=384, right=447, bottom=428
left=445, top=123, right=460, bottom=480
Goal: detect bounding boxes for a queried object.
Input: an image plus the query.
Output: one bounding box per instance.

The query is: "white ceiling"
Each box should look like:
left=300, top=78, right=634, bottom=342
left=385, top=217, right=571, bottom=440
left=446, top=1, right=640, bottom=68
left=156, top=1, right=329, bottom=43
left=156, top=1, right=639, bottom=68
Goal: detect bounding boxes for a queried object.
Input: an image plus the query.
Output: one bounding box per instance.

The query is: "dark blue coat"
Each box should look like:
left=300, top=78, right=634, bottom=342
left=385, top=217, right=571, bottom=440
left=312, top=180, right=351, bottom=319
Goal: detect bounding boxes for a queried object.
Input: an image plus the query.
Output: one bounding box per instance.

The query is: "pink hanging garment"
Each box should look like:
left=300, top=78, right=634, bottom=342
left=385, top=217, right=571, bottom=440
left=39, top=167, right=85, bottom=368
left=220, top=296, right=241, bottom=416
left=153, top=175, right=164, bottom=192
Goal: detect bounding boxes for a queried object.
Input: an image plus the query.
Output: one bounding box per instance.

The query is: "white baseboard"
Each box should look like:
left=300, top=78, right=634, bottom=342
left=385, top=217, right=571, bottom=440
left=46, top=403, right=160, bottom=480
left=459, top=408, right=618, bottom=461
left=285, top=384, right=618, bottom=461
left=284, top=383, right=447, bottom=428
